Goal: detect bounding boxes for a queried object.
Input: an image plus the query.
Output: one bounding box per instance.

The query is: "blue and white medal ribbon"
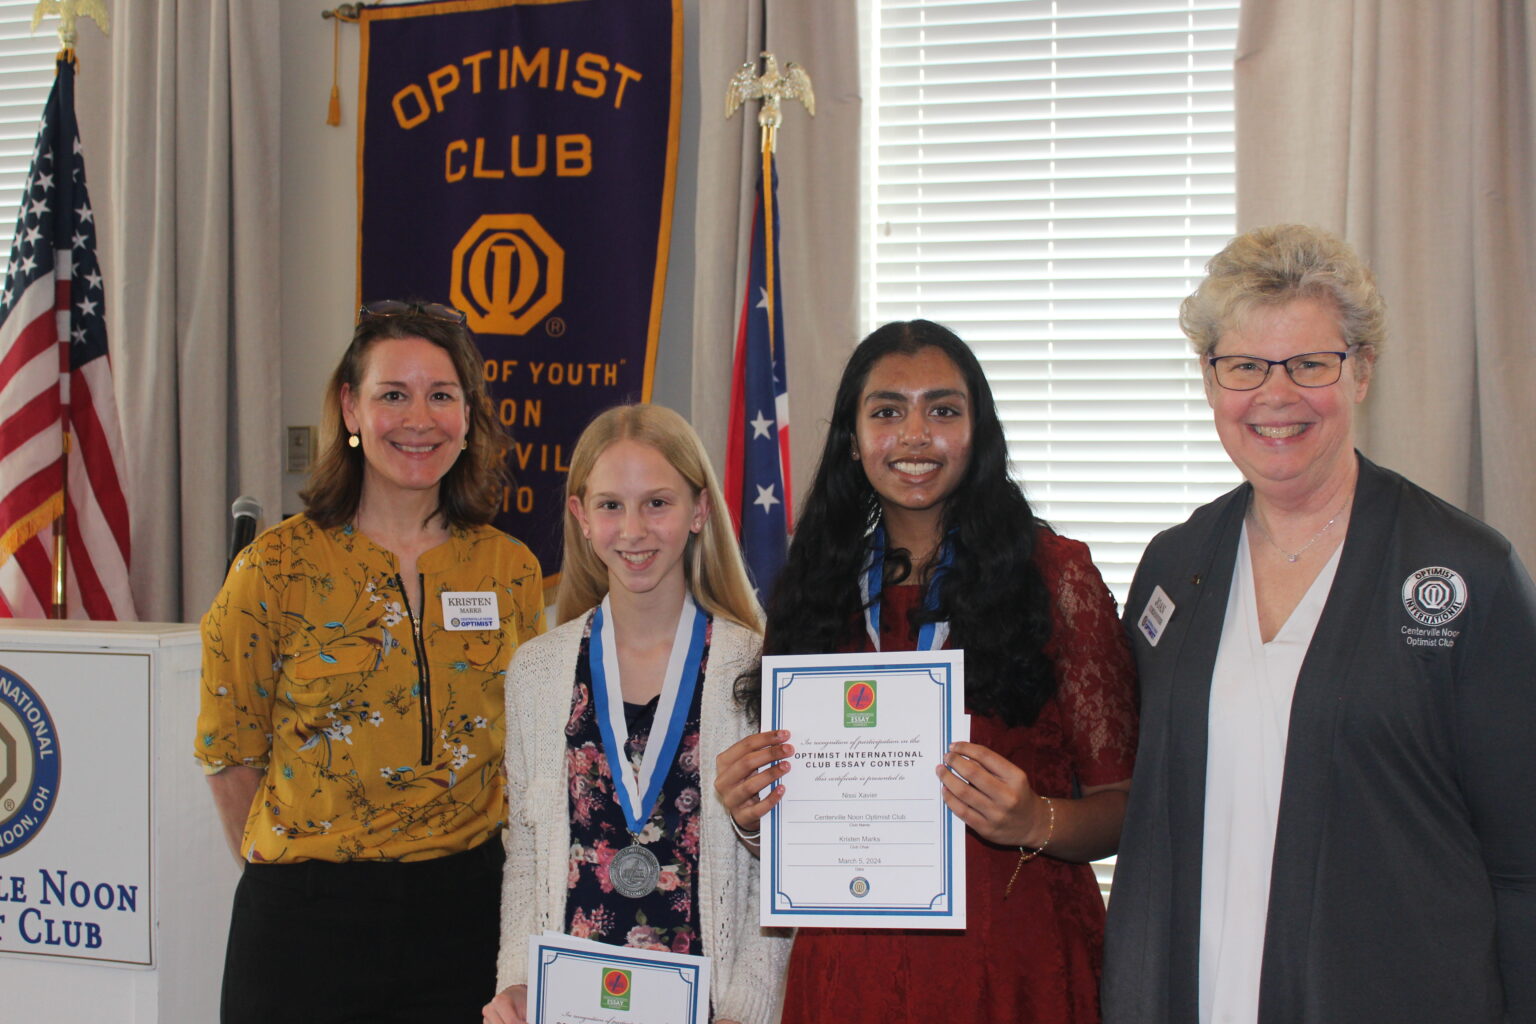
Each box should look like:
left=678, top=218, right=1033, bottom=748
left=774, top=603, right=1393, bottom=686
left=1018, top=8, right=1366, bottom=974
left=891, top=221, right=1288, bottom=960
left=858, top=525, right=953, bottom=651
left=588, top=593, right=707, bottom=896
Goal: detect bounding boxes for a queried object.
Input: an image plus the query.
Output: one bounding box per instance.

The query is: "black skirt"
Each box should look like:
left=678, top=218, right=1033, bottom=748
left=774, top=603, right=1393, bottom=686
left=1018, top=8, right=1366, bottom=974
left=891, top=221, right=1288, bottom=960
left=219, top=839, right=504, bottom=1024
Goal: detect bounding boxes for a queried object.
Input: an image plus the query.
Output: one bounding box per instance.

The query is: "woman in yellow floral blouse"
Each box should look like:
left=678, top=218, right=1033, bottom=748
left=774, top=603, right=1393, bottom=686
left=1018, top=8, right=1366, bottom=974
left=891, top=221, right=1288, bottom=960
left=195, top=301, right=544, bottom=1024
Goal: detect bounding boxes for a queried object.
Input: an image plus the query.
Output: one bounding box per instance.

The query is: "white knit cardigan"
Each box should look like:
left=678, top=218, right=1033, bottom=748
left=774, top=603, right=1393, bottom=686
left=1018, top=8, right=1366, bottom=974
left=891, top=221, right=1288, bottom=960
left=496, top=611, right=790, bottom=1024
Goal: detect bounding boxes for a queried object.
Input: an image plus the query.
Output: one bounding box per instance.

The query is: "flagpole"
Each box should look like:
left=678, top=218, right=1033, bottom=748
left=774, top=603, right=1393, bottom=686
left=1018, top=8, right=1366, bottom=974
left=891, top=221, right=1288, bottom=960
left=760, top=143, right=776, bottom=353
left=723, top=53, right=813, bottom=594
left=726, top=51, right=814, bottom=356
left=32, top=2, right=113, bottom=617
left=51, top=434, right=68, bottom=618
left=48, top=44, right=75, bottom=619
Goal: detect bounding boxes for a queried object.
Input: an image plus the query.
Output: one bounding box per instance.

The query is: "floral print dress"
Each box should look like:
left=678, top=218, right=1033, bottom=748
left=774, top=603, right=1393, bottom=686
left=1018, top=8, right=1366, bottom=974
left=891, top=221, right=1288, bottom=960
left=563, top=617, right=708, bottom=954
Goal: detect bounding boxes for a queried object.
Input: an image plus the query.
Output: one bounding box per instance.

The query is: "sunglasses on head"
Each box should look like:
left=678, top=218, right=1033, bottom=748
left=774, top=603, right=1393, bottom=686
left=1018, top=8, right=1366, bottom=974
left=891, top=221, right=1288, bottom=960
left=357, top=299, right=467, bottom=324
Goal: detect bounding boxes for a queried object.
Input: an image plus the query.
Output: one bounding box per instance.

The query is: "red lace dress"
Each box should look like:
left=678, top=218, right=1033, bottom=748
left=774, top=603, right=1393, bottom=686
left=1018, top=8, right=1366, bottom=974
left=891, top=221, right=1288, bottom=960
left=780, top=531, right=1138, bottom=1024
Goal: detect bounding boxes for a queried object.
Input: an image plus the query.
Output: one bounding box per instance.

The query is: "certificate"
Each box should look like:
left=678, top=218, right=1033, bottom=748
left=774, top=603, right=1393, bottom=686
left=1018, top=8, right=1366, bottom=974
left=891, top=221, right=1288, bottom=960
left=760, top=649, right=967, bottom=928
left=527, top=932, right=711, bottom=1024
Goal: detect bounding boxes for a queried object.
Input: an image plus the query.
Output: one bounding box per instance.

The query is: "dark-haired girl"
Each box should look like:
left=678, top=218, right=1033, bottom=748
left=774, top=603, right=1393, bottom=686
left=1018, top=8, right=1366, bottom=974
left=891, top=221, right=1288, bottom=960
left=716, top=320, right=1137, bottom=1022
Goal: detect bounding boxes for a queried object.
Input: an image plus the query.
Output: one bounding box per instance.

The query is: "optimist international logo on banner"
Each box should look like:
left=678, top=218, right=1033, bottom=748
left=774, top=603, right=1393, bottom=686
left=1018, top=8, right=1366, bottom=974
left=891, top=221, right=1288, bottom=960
left=600, top=968, right=633, bottom=1010
left=844, top=680, right=876, bottom=728
left=0, top=664, right=61, bottom=856
left=451, top=214, right=565, bottom=336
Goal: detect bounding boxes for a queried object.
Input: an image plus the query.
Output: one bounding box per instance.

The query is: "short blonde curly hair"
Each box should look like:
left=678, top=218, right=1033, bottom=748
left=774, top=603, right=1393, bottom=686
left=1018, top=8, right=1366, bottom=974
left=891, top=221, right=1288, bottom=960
left=1180, top=224, right=1386, bottom=363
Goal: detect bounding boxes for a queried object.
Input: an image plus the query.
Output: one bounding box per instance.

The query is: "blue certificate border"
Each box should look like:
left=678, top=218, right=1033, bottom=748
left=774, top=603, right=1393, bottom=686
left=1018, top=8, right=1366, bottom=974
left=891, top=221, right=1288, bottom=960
left=764, top=660, right=959, bottom=921
left=533, top=943, right=705, bottom=1024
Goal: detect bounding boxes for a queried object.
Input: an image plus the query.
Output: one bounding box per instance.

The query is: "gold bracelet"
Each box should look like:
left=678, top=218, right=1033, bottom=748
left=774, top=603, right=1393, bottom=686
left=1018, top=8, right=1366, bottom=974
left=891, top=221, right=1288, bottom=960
left=1004, top=795, right=1055, bottom=898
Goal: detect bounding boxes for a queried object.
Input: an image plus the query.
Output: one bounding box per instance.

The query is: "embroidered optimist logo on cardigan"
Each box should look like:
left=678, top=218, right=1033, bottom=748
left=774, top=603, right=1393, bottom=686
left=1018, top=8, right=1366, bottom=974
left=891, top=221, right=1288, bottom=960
left=0, top=664, right=61, bottom=857
left=1402, top=566, right=1469, bottom=627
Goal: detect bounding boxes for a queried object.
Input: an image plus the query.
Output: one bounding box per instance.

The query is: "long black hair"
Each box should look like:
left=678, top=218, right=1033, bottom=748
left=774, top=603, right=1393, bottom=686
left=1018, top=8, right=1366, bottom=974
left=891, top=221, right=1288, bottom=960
left=738, top=320, right=1056, bottom=727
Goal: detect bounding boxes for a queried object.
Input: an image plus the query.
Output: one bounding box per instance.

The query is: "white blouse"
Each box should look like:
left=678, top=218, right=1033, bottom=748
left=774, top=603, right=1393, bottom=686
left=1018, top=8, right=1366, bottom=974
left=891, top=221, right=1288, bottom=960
left=1198, top=524, right=1343, bottom=1024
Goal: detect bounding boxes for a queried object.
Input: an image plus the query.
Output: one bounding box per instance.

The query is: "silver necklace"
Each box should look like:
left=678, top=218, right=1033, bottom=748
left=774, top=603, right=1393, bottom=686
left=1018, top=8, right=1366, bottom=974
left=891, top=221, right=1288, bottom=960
left=1249, top=497, right=1350, bottom=563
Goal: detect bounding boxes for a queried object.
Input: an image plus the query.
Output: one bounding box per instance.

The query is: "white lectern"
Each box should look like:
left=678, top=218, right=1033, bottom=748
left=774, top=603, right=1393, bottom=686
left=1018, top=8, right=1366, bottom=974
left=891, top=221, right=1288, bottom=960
left=0, top=620, right=232, bottom=1024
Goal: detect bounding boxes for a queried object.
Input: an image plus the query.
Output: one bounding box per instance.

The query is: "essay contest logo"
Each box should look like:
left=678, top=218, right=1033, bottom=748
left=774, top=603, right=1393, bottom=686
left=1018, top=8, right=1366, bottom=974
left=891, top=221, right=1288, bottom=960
left=844, top=680, right=876, bottom=728
left=0, top=664, right=61, bottom=857
left=451, top=213, right=565, bottom=336
left=600, top=968, right=632, bottom=1011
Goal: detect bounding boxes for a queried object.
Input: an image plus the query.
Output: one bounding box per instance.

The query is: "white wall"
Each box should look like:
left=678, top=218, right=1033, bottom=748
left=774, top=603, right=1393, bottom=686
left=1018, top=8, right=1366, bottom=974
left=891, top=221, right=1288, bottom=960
left=274, top=0, right=700, bottom=520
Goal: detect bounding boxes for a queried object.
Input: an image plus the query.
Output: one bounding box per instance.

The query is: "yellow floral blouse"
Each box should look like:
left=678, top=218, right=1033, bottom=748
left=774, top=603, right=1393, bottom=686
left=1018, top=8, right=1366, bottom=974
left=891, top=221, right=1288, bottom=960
left=195, top=515, right=544, bottom=863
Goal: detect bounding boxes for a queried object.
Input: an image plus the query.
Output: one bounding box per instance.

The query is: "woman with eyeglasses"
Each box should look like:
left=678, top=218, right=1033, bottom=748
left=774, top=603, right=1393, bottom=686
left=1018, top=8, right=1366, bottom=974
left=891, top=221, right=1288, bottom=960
left=1102, top=226, right=1536, bottom=1023
left=195, top=301, right=545, bottom=1023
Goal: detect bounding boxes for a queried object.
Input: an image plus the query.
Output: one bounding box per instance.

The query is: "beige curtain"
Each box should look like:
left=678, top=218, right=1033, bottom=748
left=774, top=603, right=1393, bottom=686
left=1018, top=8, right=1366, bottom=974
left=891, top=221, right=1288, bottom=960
left=75, top=2, right=283, bottom=622
left=1235, top=0, right=1536, bottom=568
left=692, top=1, right=863, bottom=509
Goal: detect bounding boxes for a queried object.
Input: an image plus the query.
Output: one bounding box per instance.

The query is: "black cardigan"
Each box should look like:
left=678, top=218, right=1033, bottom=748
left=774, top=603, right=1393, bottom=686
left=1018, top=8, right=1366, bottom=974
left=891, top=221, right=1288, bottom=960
left=1103, top=455, right=1536, bottom=1024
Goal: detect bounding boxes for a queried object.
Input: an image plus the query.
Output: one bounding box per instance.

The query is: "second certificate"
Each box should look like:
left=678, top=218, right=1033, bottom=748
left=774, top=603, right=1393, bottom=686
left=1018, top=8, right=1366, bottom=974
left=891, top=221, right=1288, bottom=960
left=760, top=649, right=967, bottom=929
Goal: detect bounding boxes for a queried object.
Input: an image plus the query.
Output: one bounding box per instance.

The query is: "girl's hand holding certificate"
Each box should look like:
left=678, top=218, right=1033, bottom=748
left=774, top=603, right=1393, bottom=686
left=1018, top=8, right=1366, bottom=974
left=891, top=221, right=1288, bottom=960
left=713, top=729, right=795, bottom=842
left=937, top=740, right=1052, bottom=848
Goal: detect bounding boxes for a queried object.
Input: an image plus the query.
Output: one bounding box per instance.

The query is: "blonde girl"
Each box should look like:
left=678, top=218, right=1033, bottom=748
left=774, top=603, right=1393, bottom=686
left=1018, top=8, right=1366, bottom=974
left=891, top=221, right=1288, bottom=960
left=484, top=404, right=789, bottom=1024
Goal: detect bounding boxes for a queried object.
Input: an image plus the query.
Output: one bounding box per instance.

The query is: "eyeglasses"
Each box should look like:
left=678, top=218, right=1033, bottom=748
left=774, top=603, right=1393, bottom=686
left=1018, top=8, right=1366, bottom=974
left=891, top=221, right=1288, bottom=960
left=1207, top=350, right=1351, bottom=391
left=357, top=299, right=467, bottom=324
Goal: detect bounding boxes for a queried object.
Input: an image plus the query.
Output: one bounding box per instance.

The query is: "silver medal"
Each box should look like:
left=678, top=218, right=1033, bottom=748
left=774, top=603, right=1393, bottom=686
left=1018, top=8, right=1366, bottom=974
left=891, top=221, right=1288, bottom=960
left=609, top=843, right=661, bottom=898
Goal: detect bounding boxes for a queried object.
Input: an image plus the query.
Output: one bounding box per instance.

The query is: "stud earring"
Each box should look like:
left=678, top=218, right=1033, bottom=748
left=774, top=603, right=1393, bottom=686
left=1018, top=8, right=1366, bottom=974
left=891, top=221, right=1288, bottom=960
left=348, top=433, right=360, bottom=449
left=850, top=440, right=860, bottom=460
left=461, top=438, right=468, bottom=451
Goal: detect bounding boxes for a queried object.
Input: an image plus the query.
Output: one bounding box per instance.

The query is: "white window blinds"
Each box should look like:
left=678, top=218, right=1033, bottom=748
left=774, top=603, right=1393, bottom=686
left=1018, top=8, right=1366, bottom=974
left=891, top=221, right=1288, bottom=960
left=0, top=3, right=63, bottom=255
left=863, top=0, right=1243, bottom=600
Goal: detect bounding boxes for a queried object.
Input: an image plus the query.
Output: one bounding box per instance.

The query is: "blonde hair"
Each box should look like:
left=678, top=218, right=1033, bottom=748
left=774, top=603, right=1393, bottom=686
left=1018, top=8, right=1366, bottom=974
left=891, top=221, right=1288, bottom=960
left=1180, top=224, right=1387, bottom=364
left=556, top=404, right=763, bottom=633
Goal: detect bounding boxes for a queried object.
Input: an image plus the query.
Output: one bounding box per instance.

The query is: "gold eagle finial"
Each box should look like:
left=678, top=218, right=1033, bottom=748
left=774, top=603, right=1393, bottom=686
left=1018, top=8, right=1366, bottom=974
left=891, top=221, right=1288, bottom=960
left=725, top=51, right=815, bottom=152
left=31, top=0, right=112, bottom=49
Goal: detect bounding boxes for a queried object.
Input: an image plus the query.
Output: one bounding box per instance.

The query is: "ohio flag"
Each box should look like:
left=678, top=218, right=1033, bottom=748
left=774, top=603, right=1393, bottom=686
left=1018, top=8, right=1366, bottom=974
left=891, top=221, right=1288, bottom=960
left=724, top=157, right=792, bottom=597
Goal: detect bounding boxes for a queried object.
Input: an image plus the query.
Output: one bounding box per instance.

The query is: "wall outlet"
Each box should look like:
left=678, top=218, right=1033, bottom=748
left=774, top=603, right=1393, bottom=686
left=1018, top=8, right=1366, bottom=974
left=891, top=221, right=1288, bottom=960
left=286, top=426, right=316, bottom=474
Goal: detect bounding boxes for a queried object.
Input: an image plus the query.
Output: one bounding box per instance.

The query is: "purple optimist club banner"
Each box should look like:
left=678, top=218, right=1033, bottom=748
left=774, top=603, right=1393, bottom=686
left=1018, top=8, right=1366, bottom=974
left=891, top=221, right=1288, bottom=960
left=358, top=0, right=681, bottom=589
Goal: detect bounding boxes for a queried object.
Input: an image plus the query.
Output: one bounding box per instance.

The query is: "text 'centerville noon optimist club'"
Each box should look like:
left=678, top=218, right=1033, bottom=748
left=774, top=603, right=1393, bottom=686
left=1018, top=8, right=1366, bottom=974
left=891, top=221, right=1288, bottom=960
left=0, top=669, right=142, bottom=954
left=0, top=868, right=141, bottom=952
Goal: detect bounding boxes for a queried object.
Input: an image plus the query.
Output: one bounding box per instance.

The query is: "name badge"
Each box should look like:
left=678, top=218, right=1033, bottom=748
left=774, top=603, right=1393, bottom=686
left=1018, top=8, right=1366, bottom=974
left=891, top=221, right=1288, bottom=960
left=440, top=591, right=498, bottom=630
left=1138, top=585, right=1175, bottom=647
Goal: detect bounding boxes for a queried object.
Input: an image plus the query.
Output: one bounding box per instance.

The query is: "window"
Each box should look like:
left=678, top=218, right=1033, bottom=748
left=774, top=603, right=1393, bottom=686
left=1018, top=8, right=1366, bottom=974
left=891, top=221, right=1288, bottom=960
left=863, top=0, right=1243, bottom=603
left=0, top=2, right=66, bottom=255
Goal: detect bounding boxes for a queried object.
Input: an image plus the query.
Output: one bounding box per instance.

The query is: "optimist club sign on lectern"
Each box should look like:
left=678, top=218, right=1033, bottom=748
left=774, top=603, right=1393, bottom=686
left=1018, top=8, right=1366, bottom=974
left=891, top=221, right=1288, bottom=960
left=0, top=622, right=230, bottom=1024
left=0, top=650, right=149, bottom=963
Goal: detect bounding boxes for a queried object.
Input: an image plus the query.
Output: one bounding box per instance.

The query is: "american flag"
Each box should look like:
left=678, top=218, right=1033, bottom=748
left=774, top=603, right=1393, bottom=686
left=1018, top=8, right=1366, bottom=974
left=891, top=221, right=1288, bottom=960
left=723, top=155, right=792, bottom=597
left=0, top=57, right=134, bottom=619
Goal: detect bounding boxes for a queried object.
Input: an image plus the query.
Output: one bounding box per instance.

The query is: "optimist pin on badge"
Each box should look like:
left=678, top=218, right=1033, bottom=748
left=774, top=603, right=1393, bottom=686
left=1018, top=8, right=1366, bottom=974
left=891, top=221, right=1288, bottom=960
left=1138, top=586, right=1175, bottom=647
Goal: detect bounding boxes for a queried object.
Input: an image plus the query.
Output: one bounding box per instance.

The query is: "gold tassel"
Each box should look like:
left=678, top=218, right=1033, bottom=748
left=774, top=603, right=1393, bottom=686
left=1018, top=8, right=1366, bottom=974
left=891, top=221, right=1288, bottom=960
left=325, top=14, right=342, bottom=126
